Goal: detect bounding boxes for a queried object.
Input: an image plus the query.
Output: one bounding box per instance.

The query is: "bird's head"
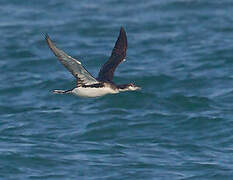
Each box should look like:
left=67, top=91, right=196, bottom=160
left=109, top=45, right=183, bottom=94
left=127, top=83, right=141, bottom=91
left=118, top=83, right=141, bottom=91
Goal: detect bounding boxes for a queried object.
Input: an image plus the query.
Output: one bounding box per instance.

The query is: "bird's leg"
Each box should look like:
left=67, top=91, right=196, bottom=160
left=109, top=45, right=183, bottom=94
left=53, top=89, right=72, bottom=94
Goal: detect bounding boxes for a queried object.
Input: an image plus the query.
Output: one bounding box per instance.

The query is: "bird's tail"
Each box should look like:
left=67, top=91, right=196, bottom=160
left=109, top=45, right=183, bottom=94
left=53, top=89, right=72, bottom=94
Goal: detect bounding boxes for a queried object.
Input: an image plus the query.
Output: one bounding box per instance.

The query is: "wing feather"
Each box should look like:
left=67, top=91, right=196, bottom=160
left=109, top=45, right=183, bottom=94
left=45, top=34, right=99, bottom=85
left=97, top=27, right=127, bottom=82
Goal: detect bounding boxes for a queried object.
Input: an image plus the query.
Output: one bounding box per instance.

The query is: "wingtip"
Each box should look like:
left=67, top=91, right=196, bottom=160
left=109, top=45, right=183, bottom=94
left=120, top=26, right=126, bottom=34
left=45, top=33, right=50, bottom=41
left=120, top=26, right=127, bottom=48
left=45, top=33, right=55, bottom=49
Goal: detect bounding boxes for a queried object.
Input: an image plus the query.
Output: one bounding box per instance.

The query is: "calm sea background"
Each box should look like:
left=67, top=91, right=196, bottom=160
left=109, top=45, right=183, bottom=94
left=1, top=0, right=233, bottom=179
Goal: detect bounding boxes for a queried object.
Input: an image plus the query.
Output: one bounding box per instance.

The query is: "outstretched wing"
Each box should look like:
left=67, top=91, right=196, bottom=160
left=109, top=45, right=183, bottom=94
left=46, top=34, right=99, bottom=86
left=97, top=27, right=127, bottom=82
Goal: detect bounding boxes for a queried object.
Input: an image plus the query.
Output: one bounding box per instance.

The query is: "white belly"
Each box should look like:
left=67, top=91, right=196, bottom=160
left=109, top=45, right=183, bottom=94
left=71, top=87, right=118, bottom=97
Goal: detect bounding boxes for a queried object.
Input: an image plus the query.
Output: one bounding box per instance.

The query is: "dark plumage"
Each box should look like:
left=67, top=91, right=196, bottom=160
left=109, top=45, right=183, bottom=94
left=97, top=27, right=127, bottom=82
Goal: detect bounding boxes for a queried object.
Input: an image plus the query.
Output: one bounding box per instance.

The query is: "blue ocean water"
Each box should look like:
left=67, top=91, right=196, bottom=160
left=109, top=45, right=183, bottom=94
left=0, top=0, right=233, bottom=179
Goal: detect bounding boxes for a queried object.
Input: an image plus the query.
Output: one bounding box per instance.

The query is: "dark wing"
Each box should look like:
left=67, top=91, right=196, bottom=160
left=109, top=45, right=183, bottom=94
left=97, top=27, right=127, bottom=82
left=46, top=34, right=99, bottom=85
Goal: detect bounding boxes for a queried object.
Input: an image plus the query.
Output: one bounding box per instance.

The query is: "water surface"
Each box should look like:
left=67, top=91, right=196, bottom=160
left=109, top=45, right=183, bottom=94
left=0, top=0, right=233, bottom=179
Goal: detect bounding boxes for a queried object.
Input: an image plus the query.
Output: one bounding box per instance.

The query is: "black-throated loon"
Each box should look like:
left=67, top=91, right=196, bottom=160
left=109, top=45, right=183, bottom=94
left=46, top=27, right=140, bottom=98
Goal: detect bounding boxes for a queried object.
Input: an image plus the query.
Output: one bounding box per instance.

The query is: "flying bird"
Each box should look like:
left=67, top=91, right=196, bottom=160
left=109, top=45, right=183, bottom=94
left=46, top=27, right=140, bottom=98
